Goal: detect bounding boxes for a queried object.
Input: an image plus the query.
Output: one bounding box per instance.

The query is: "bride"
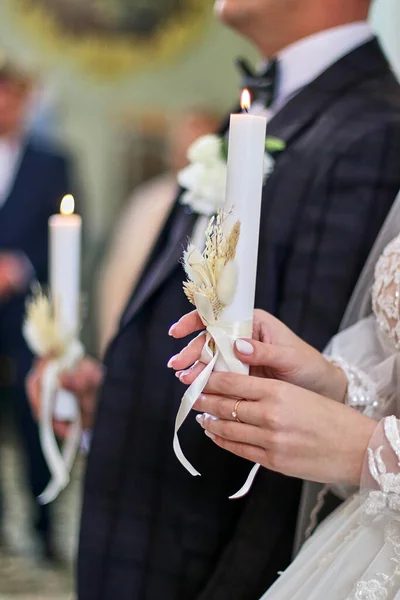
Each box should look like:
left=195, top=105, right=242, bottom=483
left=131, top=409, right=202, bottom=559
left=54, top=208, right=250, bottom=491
left=168, top=198, right=400, bottom=598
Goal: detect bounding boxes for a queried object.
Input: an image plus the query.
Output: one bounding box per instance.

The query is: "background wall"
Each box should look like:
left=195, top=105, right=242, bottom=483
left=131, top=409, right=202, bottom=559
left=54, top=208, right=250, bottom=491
left=371, top=0, right=400, bottom=74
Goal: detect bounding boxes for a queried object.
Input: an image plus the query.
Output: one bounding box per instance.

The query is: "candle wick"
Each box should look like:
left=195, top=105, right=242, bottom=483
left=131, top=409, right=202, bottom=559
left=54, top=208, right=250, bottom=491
left=242, top=107, right=249, bottom=114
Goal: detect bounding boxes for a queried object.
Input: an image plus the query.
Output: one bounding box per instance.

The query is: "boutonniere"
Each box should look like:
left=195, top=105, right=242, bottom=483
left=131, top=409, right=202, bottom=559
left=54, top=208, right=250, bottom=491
left=178, top=133, right=285, bottom=217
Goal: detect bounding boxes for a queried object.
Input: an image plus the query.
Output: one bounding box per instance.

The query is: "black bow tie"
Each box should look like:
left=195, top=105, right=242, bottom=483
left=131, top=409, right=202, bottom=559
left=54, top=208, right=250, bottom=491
left=236, top=57, right=278, bottom=108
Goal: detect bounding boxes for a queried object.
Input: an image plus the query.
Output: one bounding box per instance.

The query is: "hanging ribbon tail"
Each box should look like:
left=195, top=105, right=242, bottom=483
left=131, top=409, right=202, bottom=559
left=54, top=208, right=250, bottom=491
left=38, top=361, right=81, bottom=505
left=38, top=416, right=82, bottom=505
left=173, top=291, right=259, bottom=497
left=229, top=463, right=261, bottom=500
left=173, top=346, right=218, bottom=477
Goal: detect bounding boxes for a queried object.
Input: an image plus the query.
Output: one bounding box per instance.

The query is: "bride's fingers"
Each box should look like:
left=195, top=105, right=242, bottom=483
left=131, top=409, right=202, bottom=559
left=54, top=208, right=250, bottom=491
left=206, top=372, right=266, bottom=401
left=201, top=430, right=266, bottom=465
left=178, top=360, right=207, bottom=385
left=234, top=338, right=296, bottom=371
left=168, top=332, right=206, bottom=371
left=193, top=394, right=261, bottom=426
left=169, top=311, right=204, bottom=339
left=196, top=413, right=267, bottom=448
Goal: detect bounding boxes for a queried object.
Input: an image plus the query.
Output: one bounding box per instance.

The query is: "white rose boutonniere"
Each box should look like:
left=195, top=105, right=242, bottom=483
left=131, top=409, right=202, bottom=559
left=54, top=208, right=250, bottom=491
left=178, top=135, right=227, bottom=217
left=178, top=133, right=285, bottom=217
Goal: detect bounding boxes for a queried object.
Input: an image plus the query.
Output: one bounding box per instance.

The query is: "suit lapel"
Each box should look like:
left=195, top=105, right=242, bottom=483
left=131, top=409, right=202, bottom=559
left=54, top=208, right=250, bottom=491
left=120, top=203, right=197, bottom=326
left=267, top=38, right=390, bottom=144
left=120, top=39, right=389, bottom=328
left=0, top=142, right=31, bottom=216
left=119, top=114, right=234, bottom=327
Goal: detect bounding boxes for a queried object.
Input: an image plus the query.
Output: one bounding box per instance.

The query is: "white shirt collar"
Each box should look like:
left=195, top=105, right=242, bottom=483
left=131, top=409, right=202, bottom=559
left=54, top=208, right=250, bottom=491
left=250, top=21, right=374, bottom=117
left=0, top=137, right=23, bottom=209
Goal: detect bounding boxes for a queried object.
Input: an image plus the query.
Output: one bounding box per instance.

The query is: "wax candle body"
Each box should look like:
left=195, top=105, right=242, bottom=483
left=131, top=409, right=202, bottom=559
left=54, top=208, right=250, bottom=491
left=216, top=112, right=267, bottom=371
left=49, top=212, right=82, bottom=420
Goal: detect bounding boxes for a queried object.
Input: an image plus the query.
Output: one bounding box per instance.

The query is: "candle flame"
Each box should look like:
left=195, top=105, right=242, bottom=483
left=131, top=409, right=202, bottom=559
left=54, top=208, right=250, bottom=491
left=241, top=89, right=251, bottom=112
left=60, top=194, right=75, bottom=216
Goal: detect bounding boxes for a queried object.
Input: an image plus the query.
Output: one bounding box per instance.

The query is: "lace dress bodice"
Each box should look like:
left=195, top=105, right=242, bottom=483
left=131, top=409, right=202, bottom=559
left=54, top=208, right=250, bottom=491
left=329, top=234, right=400, bottom=415
left=372, top=234, right=400, bottom=350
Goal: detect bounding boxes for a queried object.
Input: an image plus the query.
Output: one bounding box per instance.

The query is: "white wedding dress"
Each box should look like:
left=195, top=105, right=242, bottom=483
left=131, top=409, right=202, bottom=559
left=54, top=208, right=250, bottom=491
left=260, top=234, right=400, bottom=600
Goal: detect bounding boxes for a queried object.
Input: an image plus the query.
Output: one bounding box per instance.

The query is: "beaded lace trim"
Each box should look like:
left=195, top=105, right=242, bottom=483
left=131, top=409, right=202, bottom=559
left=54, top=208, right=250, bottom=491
left=326, top=356, right=379, bottom=417
left=372, top=235, right=400, bottom=350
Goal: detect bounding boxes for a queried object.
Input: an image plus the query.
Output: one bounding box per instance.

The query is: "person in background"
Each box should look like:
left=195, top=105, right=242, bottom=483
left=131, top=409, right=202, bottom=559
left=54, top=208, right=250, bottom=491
left=27, top=83, right=61, bottom=143
left=0, top=56, right=72, bottom=561
left=97, top=110, right=219, bottom=354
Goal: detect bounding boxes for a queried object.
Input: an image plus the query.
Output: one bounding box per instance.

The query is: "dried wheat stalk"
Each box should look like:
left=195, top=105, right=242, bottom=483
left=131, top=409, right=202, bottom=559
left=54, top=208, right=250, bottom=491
left=182, top=212, right=240, bottom=320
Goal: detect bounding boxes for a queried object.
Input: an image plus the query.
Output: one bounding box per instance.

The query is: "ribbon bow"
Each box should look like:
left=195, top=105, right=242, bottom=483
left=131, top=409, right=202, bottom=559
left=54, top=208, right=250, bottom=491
left=173, top=293, right=261, bottom=499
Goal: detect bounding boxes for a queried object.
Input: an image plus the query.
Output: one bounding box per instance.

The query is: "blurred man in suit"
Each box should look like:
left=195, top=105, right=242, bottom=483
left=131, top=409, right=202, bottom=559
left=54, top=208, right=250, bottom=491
left=0, top=57, right=72, bottom=559
left=29, top=0, right=400, bottom=597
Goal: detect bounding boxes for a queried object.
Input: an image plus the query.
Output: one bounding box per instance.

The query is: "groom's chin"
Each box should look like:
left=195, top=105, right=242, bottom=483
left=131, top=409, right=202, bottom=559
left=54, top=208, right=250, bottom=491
left=214, top=0, right=231, bottom=23
left=214, top=0, right=225, bottom=17
left=214, top=0, right=247, bottom=29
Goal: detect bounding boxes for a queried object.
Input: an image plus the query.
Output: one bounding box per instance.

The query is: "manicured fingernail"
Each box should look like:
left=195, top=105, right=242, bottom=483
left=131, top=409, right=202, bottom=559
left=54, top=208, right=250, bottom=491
left=167, top=354, right=179, bottom=368
left=168, top=323, right=177, bottom=336
left=205, top=430, right=216, bottom=441
left=179, top=369, right=190, bottom=381
left=175, top=371, right=182, bottom=379
left=204, top=413, right=219, bottom=422
left=196, top=414, right=205, bottom=426
left=197, top=394, right=207, bottom=403
left=236, top=339, right=254, bottom=356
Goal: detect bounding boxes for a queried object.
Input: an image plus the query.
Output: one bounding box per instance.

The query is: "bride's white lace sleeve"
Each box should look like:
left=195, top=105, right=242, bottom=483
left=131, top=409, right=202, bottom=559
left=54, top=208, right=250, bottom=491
left=327, top=355, right=380, bottom=417
left=364, top=416, right=400, bottom=499
left=325, top=235, right=400, bottom=422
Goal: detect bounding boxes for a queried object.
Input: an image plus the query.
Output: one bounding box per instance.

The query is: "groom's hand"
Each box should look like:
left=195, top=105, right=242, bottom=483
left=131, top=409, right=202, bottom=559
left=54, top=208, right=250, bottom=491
left=26, top=357, right=104, bottom=439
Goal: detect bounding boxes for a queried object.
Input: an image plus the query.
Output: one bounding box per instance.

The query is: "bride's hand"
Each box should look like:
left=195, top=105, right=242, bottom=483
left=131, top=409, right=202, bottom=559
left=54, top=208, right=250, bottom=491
left=168, top=309, right=348, bottom=402
left=194, top=374, right=377, bottom=486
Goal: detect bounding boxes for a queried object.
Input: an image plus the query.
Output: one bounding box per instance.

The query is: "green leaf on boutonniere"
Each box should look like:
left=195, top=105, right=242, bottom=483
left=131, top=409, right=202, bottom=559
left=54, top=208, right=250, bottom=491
left=265, top=137, right=286, bottom=153
left=221, top=138, right=229, bottom=162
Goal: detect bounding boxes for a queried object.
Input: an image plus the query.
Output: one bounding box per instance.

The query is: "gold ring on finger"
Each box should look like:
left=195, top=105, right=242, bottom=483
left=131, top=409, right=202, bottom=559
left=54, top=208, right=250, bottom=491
left=232, top=399, right=243, bottom=423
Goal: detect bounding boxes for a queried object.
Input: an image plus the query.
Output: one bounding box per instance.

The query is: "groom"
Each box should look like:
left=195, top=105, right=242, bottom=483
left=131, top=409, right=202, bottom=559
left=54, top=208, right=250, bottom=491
left=30, top=0, right=400, bottom=598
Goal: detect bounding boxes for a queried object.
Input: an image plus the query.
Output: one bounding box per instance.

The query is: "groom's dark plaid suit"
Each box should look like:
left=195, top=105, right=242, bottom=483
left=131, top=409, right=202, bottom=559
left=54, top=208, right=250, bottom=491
left=78, top=39, right=400, bottom=600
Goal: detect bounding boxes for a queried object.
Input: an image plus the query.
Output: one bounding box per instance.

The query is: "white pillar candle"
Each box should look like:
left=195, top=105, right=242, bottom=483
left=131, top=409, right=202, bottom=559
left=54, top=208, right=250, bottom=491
left=216, top=91, right=267, bottom=371
left=49, top=194, right=82, bottom=420
left=172, top=93, right=267, bottom=487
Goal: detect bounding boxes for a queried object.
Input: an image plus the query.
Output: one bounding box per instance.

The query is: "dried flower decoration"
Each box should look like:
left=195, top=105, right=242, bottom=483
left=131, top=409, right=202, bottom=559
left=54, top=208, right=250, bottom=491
left=183, top=212, right=240, bottom=320
left=23, top=286, right=76, bottom=359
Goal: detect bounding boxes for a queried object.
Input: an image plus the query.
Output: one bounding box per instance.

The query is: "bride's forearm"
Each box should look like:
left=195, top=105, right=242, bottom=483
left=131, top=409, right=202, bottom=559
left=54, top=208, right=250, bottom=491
left=314, top=356, right=349, bottom=404
left=338, top=414, right=377, bottom=486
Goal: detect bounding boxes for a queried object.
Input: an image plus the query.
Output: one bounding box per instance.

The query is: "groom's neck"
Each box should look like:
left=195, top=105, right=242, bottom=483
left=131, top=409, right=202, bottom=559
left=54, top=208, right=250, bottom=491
left=220, top=0, right=371, bottom=58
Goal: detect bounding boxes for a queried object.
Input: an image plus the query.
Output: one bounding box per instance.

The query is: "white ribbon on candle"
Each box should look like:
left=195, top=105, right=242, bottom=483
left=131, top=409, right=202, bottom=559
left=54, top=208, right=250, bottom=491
left=23, top=290, right=83, bottom=504
left=173, top=292, right=261, bottom=499
left=37, top=340, right=83, bottom=504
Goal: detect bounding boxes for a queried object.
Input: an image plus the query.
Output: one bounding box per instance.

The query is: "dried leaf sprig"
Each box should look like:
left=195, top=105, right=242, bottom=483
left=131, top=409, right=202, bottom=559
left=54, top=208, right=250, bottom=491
left=23, top=287, right=76, bottom=359
left=183, top=212, right=240, bottom=320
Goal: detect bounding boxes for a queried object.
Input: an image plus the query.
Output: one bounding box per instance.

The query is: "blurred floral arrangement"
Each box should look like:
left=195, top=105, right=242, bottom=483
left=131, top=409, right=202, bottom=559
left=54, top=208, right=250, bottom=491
left=8, top=0, right=214, bottom=79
